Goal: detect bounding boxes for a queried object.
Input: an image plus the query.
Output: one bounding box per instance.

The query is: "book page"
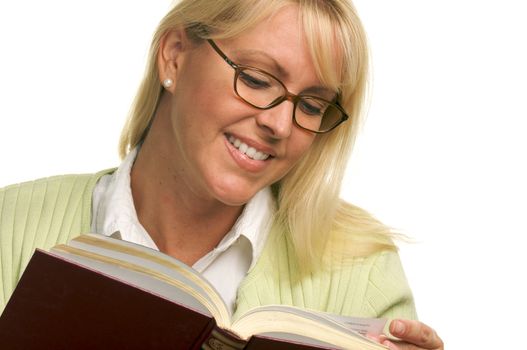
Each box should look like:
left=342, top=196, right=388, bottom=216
left=232, top=305, right=387, bottom=349
left=320, top=313, right=386, bottom=337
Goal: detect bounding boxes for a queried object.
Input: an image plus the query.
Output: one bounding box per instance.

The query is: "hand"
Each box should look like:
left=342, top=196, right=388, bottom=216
left=379, top=319, right=444, bottom=350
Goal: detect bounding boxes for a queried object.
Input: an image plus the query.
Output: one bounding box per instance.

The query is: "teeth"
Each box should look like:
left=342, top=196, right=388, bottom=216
left=246, top=147, right=256, bottom=158
left=228, top=135, right=270, bottom=161
left=254, top=151, right=265, bottom=160
left=239, top=143, right=248, bottom=154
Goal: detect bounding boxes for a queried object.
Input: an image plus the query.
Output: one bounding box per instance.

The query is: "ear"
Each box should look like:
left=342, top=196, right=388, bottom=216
left=157, top=27, right=189, bottom=94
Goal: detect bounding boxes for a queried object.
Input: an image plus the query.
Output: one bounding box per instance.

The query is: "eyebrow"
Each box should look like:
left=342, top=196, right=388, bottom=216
left=303, top=86, right=337, bottom=100
left=232, top=49, right=336, bottom=98
left=232, top=49, right=290, bottom=79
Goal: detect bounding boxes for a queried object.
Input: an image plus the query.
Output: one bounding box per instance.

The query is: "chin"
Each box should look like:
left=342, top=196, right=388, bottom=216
left=210, top=180, right=260, bottom=207
left=215, top=191, right=255, bottom=207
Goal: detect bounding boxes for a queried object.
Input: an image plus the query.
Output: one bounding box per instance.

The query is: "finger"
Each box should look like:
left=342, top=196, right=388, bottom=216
left=389, top=319, right=444, bottom=349
left=382, top=339, right=419, bottom=350
left=367, top=333, right=393, bottom=348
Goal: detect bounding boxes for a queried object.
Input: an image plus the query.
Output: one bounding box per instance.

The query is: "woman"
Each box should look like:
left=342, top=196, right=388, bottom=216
left=0, top=0, right=443, bottom=349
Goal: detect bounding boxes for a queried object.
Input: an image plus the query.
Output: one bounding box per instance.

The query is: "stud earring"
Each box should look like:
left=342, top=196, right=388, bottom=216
left=163, top=78, right=173, bottom=88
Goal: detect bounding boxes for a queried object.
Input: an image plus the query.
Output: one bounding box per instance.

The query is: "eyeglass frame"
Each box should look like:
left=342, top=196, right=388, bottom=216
left=206, top=39, right=349, bottom=134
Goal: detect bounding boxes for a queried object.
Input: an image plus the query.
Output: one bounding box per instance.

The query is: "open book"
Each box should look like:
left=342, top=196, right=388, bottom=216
left=0, top=233, right=389, bottom=349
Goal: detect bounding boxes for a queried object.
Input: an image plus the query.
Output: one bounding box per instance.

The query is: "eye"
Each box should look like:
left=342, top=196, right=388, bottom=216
left=298, top=98, right=327, bottom=116
left=238, top=69, right=273, bottom=90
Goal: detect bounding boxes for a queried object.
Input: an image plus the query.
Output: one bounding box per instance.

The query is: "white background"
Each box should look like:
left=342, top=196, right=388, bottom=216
left=1, top=1, right=526, bottom=348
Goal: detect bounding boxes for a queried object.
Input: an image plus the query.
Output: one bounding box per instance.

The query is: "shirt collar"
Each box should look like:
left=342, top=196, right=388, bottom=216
left=231, top=186, right=275, bottom=268
left=92, top=146, right=158, bottom=249
left=205, top=186, right=275, bottom=269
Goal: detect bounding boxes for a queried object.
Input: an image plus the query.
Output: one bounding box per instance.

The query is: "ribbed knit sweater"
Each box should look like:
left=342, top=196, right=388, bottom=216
left=0, top=171, right=417, bottom=320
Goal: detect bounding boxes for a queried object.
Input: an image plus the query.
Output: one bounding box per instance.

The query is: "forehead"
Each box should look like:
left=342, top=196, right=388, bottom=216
left=220, top=4, right=340, bottom=93
left=226, top=5, right=305, bottom=61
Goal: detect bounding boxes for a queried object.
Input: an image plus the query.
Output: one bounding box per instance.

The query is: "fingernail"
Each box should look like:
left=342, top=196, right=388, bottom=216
left=393, top=320, right=406, bottom=335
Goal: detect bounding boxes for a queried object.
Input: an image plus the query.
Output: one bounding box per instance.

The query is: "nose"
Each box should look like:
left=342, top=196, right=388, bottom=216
left=255, top=100, right=295, bottom=139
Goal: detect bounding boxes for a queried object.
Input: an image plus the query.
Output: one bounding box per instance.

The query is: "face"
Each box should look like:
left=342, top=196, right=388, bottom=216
left=163, top=5, right=332, bottom=206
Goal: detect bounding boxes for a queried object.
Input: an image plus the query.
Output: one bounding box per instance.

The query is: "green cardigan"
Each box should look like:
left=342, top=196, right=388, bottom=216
left=0, top=171, right=417, bottom=320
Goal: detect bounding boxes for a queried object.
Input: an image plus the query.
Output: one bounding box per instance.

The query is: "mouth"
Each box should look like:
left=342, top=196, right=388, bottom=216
left=227, top=134, right=272, bottom=161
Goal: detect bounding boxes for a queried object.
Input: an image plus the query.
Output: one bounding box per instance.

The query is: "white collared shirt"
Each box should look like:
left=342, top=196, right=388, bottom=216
left=91, top=147, right=275, bottom=313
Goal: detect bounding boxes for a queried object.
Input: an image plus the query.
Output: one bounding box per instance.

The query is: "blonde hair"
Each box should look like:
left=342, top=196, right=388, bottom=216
left=119, top=0, right=396, bottom=271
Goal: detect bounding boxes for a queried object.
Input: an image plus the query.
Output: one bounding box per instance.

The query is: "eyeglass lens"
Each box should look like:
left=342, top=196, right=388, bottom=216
left=235, top=68, right=343, bottom=133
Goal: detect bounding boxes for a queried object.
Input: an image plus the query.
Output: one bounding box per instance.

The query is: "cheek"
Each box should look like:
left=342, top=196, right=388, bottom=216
left=270, top=137, right=314, bottom=186
left=171, top=85, right=219, bottom=136
left=175, top=83, right=240, bottom=132
left=288, top=133, right=316, bottom=162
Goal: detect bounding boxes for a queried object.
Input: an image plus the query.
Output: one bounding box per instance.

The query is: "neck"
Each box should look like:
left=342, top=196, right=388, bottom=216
left=130, top=98, right=243, bottom=266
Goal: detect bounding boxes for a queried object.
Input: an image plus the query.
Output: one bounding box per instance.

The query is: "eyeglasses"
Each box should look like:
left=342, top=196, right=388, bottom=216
left=207, top=40, right=349, bottom=134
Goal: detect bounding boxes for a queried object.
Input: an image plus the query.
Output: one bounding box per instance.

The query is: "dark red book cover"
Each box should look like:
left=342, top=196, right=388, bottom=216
left=0, top=250, right=217, bottom=350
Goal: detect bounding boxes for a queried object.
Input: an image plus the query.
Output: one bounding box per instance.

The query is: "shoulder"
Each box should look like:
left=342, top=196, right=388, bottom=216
left=0, top=168, right=116, bottom=312
left=0, top=168, right=116, bottom=236
left=0, top=168, right=116, bottom=240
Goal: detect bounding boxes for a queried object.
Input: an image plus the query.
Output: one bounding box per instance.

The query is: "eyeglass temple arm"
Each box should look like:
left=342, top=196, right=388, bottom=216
left=207, top=39, right=238, bottom=69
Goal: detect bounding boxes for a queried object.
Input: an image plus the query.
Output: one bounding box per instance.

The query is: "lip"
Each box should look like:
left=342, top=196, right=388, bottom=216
left=224, top=134, right=273, bottom=173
